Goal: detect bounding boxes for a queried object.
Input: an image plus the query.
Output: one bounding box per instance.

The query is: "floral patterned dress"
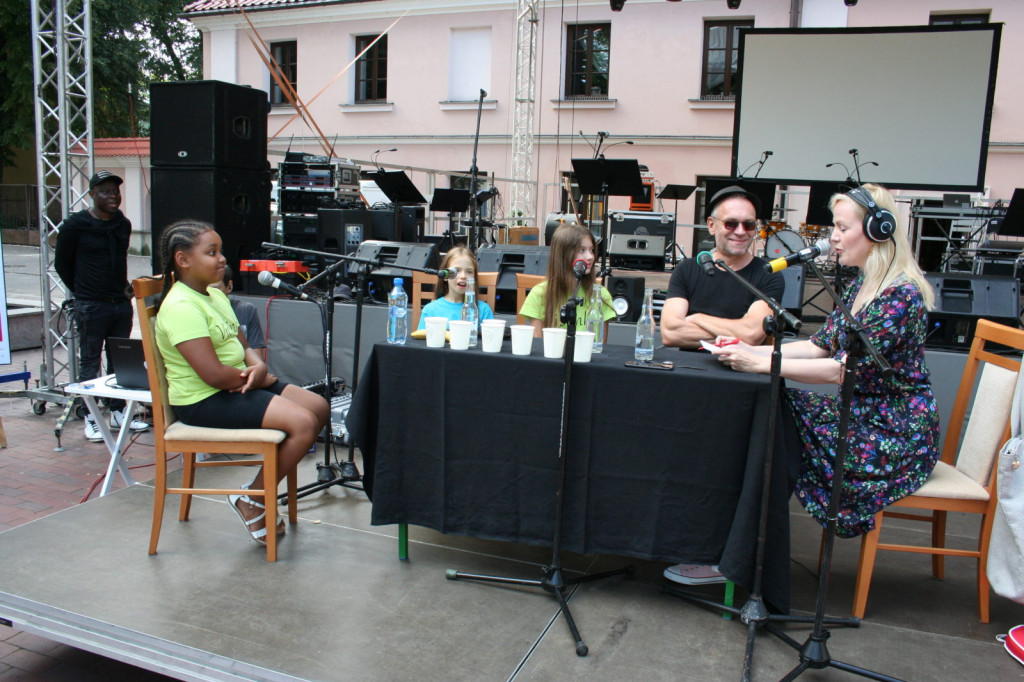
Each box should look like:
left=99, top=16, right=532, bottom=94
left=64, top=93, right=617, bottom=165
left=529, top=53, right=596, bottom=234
left=785, top=273, right=940, bottom=538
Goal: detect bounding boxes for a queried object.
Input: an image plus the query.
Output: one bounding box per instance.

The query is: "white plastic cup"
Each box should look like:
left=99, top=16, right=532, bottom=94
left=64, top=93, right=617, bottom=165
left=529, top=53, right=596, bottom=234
left=480, top=320, right=506, bottom=353
left=573, top=331, right=595, bottom=363
left=424, top=317, right=448, bottom=348
left=542, top=327, right=567, bottom=359
left=448, top=320, right=472, bottom=350
left=510, top=325, right=534, bottom=356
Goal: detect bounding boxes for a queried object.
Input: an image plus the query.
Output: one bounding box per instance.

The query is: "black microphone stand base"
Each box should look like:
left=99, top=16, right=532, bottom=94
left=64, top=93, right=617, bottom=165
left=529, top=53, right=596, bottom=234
left=446, top=563, right=635, bottom=657
left=766, top=624, right=903, bottom=682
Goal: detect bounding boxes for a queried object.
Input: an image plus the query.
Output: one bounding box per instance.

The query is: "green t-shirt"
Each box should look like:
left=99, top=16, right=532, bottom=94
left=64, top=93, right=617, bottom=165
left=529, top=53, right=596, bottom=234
left=519, top=280, right=616, bottom=329
left=156, top=281, right=245, bottom=406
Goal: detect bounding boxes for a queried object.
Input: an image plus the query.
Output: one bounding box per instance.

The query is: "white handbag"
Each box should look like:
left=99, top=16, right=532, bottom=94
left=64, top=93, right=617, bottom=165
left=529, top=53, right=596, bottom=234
left=988, top=364, right=1024, bottom=604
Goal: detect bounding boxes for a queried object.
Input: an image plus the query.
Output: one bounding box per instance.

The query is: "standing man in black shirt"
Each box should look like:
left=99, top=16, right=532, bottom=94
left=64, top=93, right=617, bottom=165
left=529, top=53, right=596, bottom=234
left=55, top=171, right=149, bottom=440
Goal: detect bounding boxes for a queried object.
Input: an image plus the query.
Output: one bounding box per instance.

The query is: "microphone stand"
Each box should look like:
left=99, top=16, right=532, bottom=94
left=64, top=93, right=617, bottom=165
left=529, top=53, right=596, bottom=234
left=467, top=88, right=486, bottom=252
left=262, top=242, right=450, bottom=501
left=767, top=258, right=897, bottom=682
left=446, top=285, right=633, bottom=656
left=663, top=258, right=860, bottom=682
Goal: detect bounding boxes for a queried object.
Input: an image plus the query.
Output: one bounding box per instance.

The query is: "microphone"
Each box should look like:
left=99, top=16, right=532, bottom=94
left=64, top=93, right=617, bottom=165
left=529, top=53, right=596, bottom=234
left=572, top=258, right=588, bottom=279
left=765, top=150, right=773, bottom=156
left=696, top=251, right=716, bottom=277
left=763, top=238, right=832, bottom=274
left=434, top=268, right=453, bottom=279
left=257, top=270, right=311, bottom=300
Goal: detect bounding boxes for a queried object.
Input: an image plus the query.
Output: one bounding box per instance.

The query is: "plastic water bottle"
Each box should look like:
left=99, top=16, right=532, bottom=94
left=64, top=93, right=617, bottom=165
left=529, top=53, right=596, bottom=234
left=461, top=276, right=479, bottom=348
left=634, top=287, right=655, bottom=363
left=387, top=278, right=408, bottom=344
left=585, top=283, right=604, bottom=354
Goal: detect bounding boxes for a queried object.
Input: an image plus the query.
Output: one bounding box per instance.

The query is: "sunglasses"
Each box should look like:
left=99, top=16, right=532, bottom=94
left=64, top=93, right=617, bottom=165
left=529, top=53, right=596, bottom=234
left=714, top=217, right=762, bottom=232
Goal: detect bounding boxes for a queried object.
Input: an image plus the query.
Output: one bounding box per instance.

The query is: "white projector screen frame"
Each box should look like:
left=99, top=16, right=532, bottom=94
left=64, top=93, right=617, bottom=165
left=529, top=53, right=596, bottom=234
left=732, top=25, right=1001, bottom=192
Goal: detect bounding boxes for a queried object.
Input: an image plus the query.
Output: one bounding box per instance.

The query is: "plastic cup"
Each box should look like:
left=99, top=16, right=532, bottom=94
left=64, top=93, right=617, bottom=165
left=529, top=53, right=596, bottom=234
left=448, top=320, right=472, bottom=350
left=510, top=325, right=534, bottom=356
left=424, top=317, right=448, bottom=348
left=480, top=320, right=506, bottom=353
left=573, top=331, right=595, bottom=363
left=542, top=327, right=567, bottom=359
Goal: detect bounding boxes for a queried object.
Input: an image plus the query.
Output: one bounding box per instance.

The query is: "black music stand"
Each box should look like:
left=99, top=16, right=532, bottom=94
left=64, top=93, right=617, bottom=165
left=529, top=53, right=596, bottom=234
left=429, top=188, right=471, bottom=251
left=370, top=170, right=427, bottom=243
left=657, top=184, right=697, bottom=263
left=572, top=158, right=644, bottom=277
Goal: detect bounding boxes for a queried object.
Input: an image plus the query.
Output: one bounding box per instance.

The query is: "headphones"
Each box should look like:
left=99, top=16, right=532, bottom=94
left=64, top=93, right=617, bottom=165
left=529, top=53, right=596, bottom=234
left=845, top=186, right=896, bottom=243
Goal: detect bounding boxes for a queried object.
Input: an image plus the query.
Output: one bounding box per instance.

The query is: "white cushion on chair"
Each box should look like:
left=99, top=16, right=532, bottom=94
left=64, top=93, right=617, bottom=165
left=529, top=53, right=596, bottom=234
left=956, top=363, right=1017, bottom=485
left=911, top=461, right=990, bottom=501
left=164, top=421, right=286, bottom=443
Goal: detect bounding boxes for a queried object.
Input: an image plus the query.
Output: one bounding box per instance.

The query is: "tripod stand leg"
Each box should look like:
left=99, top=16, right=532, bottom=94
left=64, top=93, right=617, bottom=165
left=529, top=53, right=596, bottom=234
left=550, top=581, right=588, bottom=657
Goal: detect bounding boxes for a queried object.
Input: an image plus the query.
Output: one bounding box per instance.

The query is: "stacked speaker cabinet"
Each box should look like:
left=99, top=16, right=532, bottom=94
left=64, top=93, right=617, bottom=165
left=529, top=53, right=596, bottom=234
left=149, top=80, right=271, bottom=289
left=476, top=245, right=550, bottom=313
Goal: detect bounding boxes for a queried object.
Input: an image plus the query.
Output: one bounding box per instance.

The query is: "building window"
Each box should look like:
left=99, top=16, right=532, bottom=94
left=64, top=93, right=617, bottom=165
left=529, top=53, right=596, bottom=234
left=449, top=28, right=491, bottom=101
left=355, top=35, right=388, bottom=103
left=929, top=12, right=990, bottom=26
left=269, top=41, right=297, bottom=106
left=565, top=24, right=610, bottom=98
left=701, top=20, right=751, bottom=100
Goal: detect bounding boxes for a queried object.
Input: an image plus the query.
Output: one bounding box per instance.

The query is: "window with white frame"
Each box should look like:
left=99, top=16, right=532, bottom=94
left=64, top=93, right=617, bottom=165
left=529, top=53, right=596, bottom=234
left=355, top=34, right=387, bottom=103
left=448, top=27, right=491, bottom=101
left=565, top=24, right=610, bottom=98
left=701, top=20, right=750, bottom=100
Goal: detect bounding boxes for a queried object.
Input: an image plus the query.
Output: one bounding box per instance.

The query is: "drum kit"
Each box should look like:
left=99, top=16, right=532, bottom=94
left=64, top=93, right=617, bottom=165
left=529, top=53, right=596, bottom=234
left=758, top=209, right=832, bottom=262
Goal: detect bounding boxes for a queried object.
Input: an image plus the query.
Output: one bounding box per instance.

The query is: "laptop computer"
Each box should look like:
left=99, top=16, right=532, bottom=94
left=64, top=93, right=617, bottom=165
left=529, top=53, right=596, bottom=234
left=107, top=337, right=150, bottom=390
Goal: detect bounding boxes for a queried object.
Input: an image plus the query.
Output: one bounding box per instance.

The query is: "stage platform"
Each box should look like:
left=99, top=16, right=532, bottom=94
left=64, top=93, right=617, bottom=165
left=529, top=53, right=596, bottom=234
left=0, top=450, right=1021, bottom=681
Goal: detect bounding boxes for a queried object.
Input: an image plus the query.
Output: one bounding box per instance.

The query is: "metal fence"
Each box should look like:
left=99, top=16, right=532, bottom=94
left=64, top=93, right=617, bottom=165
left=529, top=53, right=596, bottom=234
left=1, top=184, right=41, bottom=231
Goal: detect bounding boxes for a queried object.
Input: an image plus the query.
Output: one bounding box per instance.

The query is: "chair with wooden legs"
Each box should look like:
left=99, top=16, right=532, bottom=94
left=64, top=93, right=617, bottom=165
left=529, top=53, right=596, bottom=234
left=850, top=318, right=1024, bottom=622
left=133, top=276, right=297, bottom=562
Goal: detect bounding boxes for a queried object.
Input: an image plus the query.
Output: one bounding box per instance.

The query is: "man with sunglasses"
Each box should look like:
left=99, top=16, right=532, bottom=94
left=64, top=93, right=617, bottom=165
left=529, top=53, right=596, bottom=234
left=660, top=185, right=785, bottom=352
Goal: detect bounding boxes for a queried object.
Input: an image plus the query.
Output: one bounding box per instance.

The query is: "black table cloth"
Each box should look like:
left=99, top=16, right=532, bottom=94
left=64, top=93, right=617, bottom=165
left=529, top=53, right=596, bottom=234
left=347, top=340, right=800, bottom=612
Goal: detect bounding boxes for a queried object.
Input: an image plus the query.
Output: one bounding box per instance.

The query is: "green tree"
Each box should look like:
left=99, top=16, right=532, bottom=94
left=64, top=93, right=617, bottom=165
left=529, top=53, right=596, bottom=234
left=0, top=0, right=200, bottom=179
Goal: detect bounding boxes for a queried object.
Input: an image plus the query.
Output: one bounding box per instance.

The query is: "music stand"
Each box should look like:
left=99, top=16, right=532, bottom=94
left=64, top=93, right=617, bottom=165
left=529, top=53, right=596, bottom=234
left=657, top=184, right=697, bottom=263
left=571, top=158, right=644, bottom=277
left=429, top=188, right=471, bottom=251
left=370, top=170, right=428, bottom=243
left=995, top=188, right=1024, bottom=237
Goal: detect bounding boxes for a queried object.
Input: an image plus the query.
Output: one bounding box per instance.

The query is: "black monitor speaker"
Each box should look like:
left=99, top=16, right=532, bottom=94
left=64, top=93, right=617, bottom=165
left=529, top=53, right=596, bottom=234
left=349, top=240, right=439, bottom=302
left=924, top=272, right=1020, bottom=349
left=475, top=245, right=550, bottom=312
left=606, top=275, right=646, bottom=323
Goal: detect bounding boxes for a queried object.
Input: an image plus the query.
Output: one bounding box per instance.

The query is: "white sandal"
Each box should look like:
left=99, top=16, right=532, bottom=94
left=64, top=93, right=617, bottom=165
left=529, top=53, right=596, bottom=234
left=227, top=494, right=271, bottom=545
left=239, top=484, right=287, bottom=535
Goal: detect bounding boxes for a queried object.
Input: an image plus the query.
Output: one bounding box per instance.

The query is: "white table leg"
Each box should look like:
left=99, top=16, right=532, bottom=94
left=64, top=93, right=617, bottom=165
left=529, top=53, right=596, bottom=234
left=82, top=395, right=138, bottom=496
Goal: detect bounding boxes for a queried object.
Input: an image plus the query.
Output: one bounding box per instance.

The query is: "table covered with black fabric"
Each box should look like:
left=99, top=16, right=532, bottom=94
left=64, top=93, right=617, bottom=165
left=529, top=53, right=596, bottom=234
left=346, top=340, right=800, bottom=612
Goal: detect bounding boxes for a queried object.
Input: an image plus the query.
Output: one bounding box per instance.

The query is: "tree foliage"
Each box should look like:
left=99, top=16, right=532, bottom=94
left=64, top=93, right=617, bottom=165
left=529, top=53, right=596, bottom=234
left=0, top=0, right=201, bottom=178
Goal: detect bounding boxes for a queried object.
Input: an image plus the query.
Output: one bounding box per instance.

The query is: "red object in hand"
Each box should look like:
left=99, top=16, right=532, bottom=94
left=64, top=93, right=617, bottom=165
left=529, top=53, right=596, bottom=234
left=715, top=338, right=740, bottom=347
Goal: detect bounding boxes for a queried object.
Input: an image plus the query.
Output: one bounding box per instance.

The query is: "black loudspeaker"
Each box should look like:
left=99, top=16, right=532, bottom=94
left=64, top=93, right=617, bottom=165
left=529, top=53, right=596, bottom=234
left=924, top=272, right=1020, bottom=350
left=606, top=275, right=646, bottom=323
left=780, top=265, right=805, bottom=315
left=150, top=80, right=269, bottom=169
left=349, top=241, right=439, bottom=302
left=476, top=245, right=550, bottom=312
left=151, top=167, right=271, bottom=282
left=608, top=234, right=666, bottom=271
left=318, top=209, right=370, bottom=255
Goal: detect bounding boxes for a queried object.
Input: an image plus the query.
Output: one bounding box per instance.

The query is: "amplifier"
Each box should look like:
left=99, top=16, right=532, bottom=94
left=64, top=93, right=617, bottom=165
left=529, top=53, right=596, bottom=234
left=609, top=234, right=666, bottom=271
left=924, top=272, right=1020, bottom=349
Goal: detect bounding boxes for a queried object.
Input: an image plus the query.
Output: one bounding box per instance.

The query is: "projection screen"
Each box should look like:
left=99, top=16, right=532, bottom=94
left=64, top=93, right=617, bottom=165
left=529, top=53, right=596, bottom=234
left=732, top=25, right=1001, bottom=191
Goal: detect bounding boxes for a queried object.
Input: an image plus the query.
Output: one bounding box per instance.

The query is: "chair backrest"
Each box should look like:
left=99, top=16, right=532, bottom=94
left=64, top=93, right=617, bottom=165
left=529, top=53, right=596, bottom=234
left=945, top=318, right=1024, bottom=487
left=132, top=276, right=175, bottom=437
left=476, top=271, right=498, bottom=312
left=515, top=273, right=546, bottom=325
left=410, top=271, right=437, bottom=330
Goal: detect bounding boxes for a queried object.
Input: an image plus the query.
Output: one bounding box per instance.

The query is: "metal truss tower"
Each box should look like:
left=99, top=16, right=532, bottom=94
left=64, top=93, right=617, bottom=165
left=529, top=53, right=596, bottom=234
left=509, top=0, right=539, bottom=226
left=30, top=0, right=93, bottom=390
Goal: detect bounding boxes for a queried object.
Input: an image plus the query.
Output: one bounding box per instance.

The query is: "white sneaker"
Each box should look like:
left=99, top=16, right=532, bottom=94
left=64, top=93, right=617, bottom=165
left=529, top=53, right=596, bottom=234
left=663, top=563, right=727, bottom=585
left=83, top=415, right=103, bottom=442
left=110, top=408, right=149, bottom=432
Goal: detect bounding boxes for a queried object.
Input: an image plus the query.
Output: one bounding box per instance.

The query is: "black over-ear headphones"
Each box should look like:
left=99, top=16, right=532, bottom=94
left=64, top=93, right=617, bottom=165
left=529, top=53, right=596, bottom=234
left=845, top=186, right=896, bottom=243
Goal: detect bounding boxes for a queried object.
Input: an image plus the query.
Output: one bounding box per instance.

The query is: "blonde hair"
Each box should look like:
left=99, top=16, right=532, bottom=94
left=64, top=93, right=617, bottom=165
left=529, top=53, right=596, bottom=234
left=829, top=183, right=934, bottom=310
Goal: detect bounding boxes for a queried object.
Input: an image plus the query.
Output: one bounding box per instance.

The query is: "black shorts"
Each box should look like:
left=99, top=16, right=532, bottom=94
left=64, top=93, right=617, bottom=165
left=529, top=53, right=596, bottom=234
left=172, top=381, right=288, bottom=430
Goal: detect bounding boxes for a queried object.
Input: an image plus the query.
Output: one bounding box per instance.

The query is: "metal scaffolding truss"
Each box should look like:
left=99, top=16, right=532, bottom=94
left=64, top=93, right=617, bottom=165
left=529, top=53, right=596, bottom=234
left=31, top=0, right=93, bottom=392
left=509, top=0, right=539, bottom=227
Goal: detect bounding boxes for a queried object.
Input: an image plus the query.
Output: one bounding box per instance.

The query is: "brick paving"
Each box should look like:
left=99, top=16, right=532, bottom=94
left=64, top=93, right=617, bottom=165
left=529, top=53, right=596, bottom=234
left=0, top=344, right=175, bottom=681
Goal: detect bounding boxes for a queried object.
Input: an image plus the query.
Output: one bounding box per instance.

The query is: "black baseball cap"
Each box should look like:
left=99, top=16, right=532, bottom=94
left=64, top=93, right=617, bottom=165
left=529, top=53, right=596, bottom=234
left=89, top=170, right=123, bottom=190
left=706, top=185, right=762, bottom=219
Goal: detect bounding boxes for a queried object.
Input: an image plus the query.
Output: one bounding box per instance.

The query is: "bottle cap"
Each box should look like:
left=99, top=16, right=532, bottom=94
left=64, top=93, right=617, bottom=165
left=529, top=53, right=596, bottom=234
left=393, top=277, right=403, bottom=286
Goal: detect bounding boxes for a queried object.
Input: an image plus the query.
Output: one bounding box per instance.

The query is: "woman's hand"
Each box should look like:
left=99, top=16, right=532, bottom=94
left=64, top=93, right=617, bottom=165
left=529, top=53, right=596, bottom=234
left=716, top=345, right=768, bottom=374
left=236, top=363, right=267, bottom=393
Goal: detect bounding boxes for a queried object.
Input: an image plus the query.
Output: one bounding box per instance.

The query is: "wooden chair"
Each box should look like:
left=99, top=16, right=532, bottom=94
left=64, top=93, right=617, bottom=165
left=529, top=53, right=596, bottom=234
left=411, top=271, right=498, bottom=329
left=133, top=276, right=296, bottom=562
left=515, top=273, right=546, bottom=327
left=850, top=318, right=1024, bottom=622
